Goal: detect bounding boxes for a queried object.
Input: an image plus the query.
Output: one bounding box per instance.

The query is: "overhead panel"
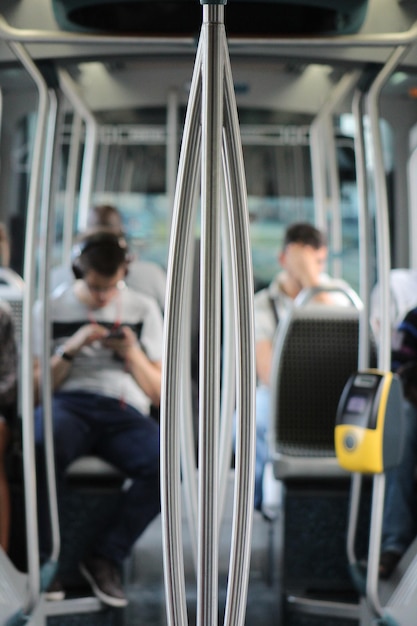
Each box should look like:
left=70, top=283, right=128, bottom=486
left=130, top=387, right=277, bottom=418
left=52, top=0, right=369, bottom=37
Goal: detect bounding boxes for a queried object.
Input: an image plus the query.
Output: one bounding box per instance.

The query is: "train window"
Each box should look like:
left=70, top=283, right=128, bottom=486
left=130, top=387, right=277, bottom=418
left=3, top=67, right=364, bottom=295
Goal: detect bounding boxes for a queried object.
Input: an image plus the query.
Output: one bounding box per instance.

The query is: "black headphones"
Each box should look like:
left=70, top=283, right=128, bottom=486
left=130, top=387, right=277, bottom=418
left=71, top=231, right=130, bottom=279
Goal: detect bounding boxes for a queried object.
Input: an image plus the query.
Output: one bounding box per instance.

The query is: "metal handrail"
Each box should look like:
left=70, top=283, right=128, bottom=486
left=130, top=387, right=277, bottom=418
left=160, top=5, right=255, bottom=626
left=6, top=40, right=49, bottom=617
left=38, top=87, right=62, bottom=590
left=365, top=44, right=410, bottom=618
left=62, top=111, right=82, bottom=266
left=221, top=34, right=255, bottom=626
left=345, top=87, right=372, bottom=571
left=310, top=71, right=361, bottom=237
left=57, top=68, right=98, bottom=230
left=161, top=34, right=203, bottom=626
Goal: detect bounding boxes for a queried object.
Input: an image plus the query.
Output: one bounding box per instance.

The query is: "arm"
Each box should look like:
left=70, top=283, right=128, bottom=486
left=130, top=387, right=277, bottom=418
left=34, top=323, right=110, bottom=401
left=125, top=346, right=162, bottom=407
left=104, top=326, right=162, bottom=406
left=0, top=225, right=10, bottom=268
left=256, top=339, right=273, bottom=386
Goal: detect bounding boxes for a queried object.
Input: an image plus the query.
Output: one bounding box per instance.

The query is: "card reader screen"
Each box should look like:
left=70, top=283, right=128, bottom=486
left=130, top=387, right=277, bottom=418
left=346, top=394, right=368, bottom=414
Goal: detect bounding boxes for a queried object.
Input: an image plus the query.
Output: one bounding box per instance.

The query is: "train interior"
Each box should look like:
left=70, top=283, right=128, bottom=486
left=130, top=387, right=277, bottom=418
left=0, top=0, right=417, bottom=625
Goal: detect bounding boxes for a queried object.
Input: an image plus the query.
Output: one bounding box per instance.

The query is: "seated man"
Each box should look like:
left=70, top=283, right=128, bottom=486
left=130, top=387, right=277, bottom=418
left=50, top=204, right=166, bottom=312
left=379, top=306, right=417, bottom=578
left=34, top=230, right=163, bottom=607
left=252, top=222, right=352, bottom=511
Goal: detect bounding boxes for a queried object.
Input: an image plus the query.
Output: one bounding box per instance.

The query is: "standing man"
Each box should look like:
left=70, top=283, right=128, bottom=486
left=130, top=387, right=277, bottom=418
left=253, top=222, right=351, bottom=510
left=34, top=230, right=162, bottom=607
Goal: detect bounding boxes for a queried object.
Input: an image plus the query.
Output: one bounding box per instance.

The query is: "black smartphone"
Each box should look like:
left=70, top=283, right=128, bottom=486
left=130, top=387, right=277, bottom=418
left=107, top=327, right=125, bottom=339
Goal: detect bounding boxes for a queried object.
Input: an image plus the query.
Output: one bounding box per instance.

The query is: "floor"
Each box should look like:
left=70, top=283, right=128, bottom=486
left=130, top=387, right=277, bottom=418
left=121, top=491, right=281, bottom=626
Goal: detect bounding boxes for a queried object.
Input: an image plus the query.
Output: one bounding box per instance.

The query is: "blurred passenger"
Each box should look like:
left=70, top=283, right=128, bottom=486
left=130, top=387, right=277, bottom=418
left=34, top=230, right=162, bottom=607
left=379, top=306, right=417, bottom=578
left=51, top=204, right=166, bottom=312
left=0, top=302, right=17, bottom=552
left=0, top=223, right=10, bottom=268
left=370, top=268, right=417, bottom=345
left=250, top=222, right=352, bottom=511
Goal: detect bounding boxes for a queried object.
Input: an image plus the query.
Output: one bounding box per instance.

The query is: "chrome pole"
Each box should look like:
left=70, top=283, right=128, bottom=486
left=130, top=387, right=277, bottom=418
left=7, top=40, right=49, bottom=616
left=365, top=44, right=410, bottom=618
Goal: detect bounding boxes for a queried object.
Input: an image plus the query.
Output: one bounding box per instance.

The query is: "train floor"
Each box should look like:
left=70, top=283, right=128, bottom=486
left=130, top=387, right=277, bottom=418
left=121, top=507, right=280, bottom=626
left=8, top=473, right=363, bottom=625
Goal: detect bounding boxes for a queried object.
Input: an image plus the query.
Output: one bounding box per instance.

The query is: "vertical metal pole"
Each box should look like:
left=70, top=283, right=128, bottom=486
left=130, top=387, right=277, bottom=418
left=57, top=68, right=98, bottom=230
left=222, top=39, right=255, bottom=626
left=309, top=119, right=327, bottom=230
left=8, top=40, right=49, bottom=616
left=167, top=88, right=179, bottom=222
left=198, top=6, right=224, bottom=626
left=345, top=88, right=371, bottom=571
left=352, top=87, right=372, bottom=370
left=310, top=72, right=360, bottom=265
left=161, top=36, right=204, bottom=626
left=365, top=44, right=409, bottom=618
left=38, top=90, right=61, bottom=578
left=408, top=148, right=417, bottom=269
left=62, top=111, right=82, bottom=265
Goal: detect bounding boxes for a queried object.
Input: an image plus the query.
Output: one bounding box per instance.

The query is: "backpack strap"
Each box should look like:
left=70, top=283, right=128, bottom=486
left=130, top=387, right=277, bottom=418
left=268, top=296, right=279, bottom=327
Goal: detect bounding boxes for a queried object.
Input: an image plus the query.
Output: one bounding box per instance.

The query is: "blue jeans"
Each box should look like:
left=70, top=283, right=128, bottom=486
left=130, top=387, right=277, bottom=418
left=382, top=399, right=417, bottom=554
left=35, top=391, right=160, bottom=565
left=234, top=385, right=270, bottom=510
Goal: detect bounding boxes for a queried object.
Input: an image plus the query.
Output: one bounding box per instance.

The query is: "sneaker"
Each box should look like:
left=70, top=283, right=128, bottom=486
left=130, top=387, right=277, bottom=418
left=79, top=556, right=128, bottom=608
left=379, top=550, right=402, bottom=579
left=44, top=578, right=65, bottom=601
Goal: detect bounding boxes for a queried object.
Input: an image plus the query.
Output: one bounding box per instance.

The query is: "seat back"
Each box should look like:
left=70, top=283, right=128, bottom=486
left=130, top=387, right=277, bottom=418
left=270, top=302, right=375, bottom=479
left=0, top=268, right=24, bottom=347
left=0, top=269, right=24, bottom=418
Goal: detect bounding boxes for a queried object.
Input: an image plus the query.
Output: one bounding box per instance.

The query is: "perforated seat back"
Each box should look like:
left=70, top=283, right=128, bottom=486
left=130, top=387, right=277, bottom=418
left=272, top=306, right=362, bottom=458
left=0, top=268, right=24, bottom=347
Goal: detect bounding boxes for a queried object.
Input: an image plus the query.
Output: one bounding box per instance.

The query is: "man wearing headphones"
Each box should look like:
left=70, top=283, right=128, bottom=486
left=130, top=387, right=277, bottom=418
left=33, top=230, right=162, bottom=608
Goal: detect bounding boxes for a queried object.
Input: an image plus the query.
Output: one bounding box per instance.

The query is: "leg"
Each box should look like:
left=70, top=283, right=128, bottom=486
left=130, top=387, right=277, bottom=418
left=233, top=384, right=271, bottom=510
left=35, top=393, right=95, bottom=559
left=78, top=400, right=160, bottom=608
left=254, top=385, right=270, bottom=510
left=91, top=402, right=160, bottom=564
left=382, top=399, right=417, bottom=555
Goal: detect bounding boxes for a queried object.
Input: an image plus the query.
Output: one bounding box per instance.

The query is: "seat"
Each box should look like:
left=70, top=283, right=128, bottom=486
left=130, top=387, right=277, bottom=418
left=270, top=304, right=365, bottom=480
left=267, top=297, right=376, bottom=622
left=65, top=455, right=125, bottom=489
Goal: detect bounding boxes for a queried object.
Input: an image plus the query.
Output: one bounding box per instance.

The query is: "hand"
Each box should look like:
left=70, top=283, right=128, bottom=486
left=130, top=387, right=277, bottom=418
left=101, top=325, right=138, bottom=358
left=284, top=243, right=325, bottom=290
left=65, top=323, right=109, bottom=355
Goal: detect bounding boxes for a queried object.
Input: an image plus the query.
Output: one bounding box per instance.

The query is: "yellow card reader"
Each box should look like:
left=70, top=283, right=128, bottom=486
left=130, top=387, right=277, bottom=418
left=335, top=369, right=404, bottom=474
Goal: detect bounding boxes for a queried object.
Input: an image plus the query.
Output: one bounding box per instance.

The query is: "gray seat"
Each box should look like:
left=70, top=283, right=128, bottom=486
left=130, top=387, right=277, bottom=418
left=266, top=297, right=375, bottom=621
left=269, top=303, right=366, bottom=480
left=66, top=456, right=124, bottom=483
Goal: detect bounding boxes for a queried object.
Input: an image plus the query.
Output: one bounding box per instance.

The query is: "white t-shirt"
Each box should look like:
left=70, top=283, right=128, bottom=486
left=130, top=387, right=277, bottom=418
left=254, top=272, right=353, bottom=343
left=33, top=283, right=163, bottom=416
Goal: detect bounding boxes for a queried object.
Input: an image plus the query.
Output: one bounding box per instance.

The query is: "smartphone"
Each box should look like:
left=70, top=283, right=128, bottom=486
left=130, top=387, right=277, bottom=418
left=107, top=327, right=125, bottom=339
